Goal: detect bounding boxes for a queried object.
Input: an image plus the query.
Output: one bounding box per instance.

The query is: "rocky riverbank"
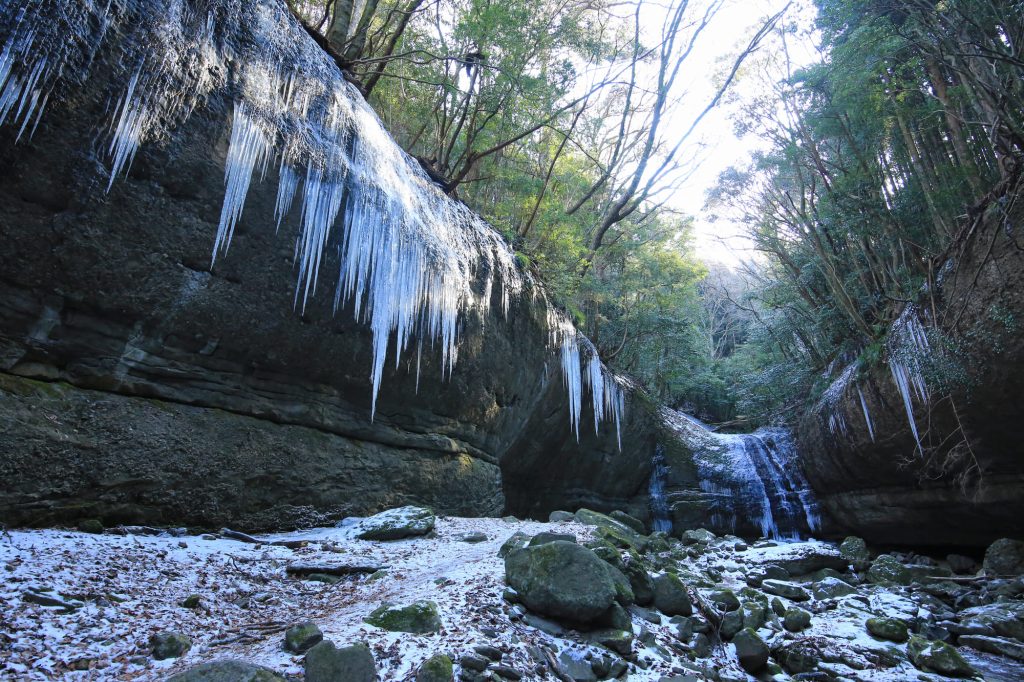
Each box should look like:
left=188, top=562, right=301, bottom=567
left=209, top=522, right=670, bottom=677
left=2, top=509, right=1023, bottom=681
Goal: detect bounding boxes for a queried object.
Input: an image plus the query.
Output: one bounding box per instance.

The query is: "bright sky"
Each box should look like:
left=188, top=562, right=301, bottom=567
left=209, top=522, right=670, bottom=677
left=654, top=0, right=820, bottom=266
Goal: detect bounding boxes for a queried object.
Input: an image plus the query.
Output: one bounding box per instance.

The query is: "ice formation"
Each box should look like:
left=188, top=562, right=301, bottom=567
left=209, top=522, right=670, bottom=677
left=0, top=0, right=626, bottom=439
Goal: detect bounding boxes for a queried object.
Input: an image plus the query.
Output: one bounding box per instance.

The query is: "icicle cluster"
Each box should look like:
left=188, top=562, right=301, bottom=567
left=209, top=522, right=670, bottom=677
left=0, top=0, right=628, bottom=439
left=887, top=305, right=931, bottom=453
left=546, top=308, right=625, bottom=447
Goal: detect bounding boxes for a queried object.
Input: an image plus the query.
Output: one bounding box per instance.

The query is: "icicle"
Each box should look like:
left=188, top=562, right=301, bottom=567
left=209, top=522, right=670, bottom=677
left=107, top=61, right=147, bottom=191
left=889, top=359, right=923, bottom=453
left=857, top=386, right=875, bottom=442
left=212, top=103, right=271, bottom=262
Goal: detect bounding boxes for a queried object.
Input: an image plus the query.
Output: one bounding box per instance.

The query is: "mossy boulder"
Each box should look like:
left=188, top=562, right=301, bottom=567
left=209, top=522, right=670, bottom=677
left=783, top=607, right=811, bottom=633
left=529, top=532, right=576, bottom=547
left=151, top=631, right=192, bottom=660
left=355, top=506, right=435, bottom=541
left=415, top=654, right=453, bottom=682
left=609, top=510, right=645, bottom=534
left=867, top=555, right=912, bottom=586
left=284, top=622, right=323, bottom=653
left=498, top=531, right=530, bottom=558
left=907, top=636, right=976, bottom=677
left=866, top=617, right=909, bottom=643
left=680, top=529, right=716, bottom=545
left=652, top=572, right=692, bottom=617
left=983, top=538, right=1024, bottom=575
left=733, top=628, right=769, bottom=673
left=365, top=601, right=441, bottom=633
left=305, top=641, right=377, bottom=682
left=761, top=579, right=810, bottom=601
left=620, top=552, right=654, bottom=605
left=167, top=661, right=285, bottom=681
left=77, top=519, right=104, bottom=534
left=839, top=536, right=870, bottom=570
left=504, top=541, right=618, bottom=622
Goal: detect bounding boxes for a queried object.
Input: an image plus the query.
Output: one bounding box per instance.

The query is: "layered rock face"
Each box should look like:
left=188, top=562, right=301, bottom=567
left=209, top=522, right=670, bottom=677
left=796, top=196, right=1024, bottom=547
left=0, top=0, right=654, bottom=529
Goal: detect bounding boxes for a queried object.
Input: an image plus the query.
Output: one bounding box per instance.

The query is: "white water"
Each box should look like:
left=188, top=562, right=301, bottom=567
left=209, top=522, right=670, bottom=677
left=0, top=0, right=626, bottom=439
left=662, top=409, right=821, bottom=540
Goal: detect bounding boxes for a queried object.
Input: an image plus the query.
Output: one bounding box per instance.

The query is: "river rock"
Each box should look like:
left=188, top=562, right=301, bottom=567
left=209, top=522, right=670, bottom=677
left=867, top=554, right=912, bottom=585
left=761, top=579, right=810, bottom=601
left=151, top=631, right=192, bottom=660
left=365, top=601, right=441, bottom=633
left=784, top=607, right=812, bottom=632
left=416, top=654, right=453, bottom=682
left=866, top=617, right=909, bottom=642
left=983, top=538, right=1024, bottom=575
left=355, top=506, right=435, bottom=541
left=838, top=536, right=869, bottom=569
left=305, top=642, right=377, bottom=682
left=284, top=623, right=323, bottom=653
left=812, top=576, right=857, bottom=600
left=549, top=511, right=575, bottom=522
left=652, top=573, right=692, bottom=616
left=958, top=601, right=1024, bottom=641
left=167, top=661, right=285, bottom=681
left=958, top=634, right=1024, bottom=662
left=907, top=636, right=976, bottom=677
left=504, top=541, right=618, bottom=622
left=732, top=628, right=769, bottom=673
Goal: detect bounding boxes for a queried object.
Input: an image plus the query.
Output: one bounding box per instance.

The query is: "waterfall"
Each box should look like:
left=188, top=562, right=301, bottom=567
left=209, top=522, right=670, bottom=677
left=662, top=409, right=822, bottom=540
left=0, top=0, right=625, bottom=440
left=648, top=445, right=673, bottom=534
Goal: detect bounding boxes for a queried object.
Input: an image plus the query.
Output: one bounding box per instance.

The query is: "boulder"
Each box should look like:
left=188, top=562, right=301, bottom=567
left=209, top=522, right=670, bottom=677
left=957, top=602, right=1024, bottom=642
left=958, top=634, right=1024, bottom=662
left=355, top=507, right=435, bottom=541
left=907, top=636, right=976, bottom=677
left=609, top=510, right=645, bottom=534
left=77, top=519, right=104, bottom=534
left=167, top=661, right=285, bottom=681
left=621, top=554, right=654, bottom=606
left=867, top=555, right=912, bottom=586
left=556, top=650, right=597, bottom=682
left=504, top=541, right=618, bottom=622
left=652, top=573, right=692, bottom=616
left=680, top=529, right=716, bottom=545
left=946, top=553, right=977, bottom=574
left=761, top=579, right=810, bottom=601
left=839, top=536, right=870, bottom=570
left=284, top=623, right=323, bottom=654
left=812, top=577, right=857, bottom=600
left=498, top=532, right=531, bottom=558
left=415, top=654, right=453, bottom=682
left=549, top=511, right=575, bottom=522
left=529, top=532, right=576, bottom=547
left=586, top=629, right=634, bottom=656
left=708, top=589, right=740, bottom=612
left=732, top=628, right=769, bottom=674
left=364, top=601, right=441, bottom=634
left=866, top=617, right=909, bottom=643
left=720, top=610, right=743, bottom=639
left=305, top=642, right=378, bottom=682
left=784, top=608, right=811, bottom=632
left=151, top=631, right=192, bottom=660
left=983, top=538, right=1024, bottom=575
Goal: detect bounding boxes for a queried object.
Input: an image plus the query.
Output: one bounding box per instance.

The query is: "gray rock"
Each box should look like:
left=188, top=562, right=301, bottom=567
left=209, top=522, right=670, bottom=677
left=489, top=665, right=522, bottom=680
left=586, top=629, right=633, bottom=656
left=460, top=655, right=490, bottom=672
left=557, top=650, right=597, bottom=682
left=356, top=506, right=435, bottom=541
left=690, top=633, right=712, bottom=658
left=652, top=573, right=692, bottom=616
left=504, top=541, right=618, bottom=623
left=946, top=553, right=977, bottom=574
left=167, top=660, right=285, bottom=681
left=305, top=642, right=377, bottom=682
left=720, top=610, right=743, bottom=639
left=761, top=579, right=810, bottom=601
left=528, top=532, right=576, bottom=547
left=498, top=532, right=530, bottom=558
left=460, top=532, right=488, bottom=543
left=599, top=602, right=633, bottom=631
left=811, top=576, right=857, bottom=600
left=284, top=623, right=323, bottom=654
left=984, top=538, right=1024, bottom=575
left=770, top=597, right=786, bottom=617
left=77, top=519, right=104, bottom=534
left=151, top=631, right=192, bottom=660
left=708, top=589, right=740, bottom=612
left=522, top=612, right=567, bottom=636
left=732, top=628, right=769, bottom=673
left=549, top=511, right=575, bottom=522
left=680, top=529, right=716, bottom=545
left=416, top=654, right=453, bottom=682
left=364, top=601, right=441, bottom=633
left=621, top=554, right=654, bottom=606
left=958, top=634, right=1024, bottom=662
left=958, top=601, right=1024, bottom=641
left=473, top=645, right=502, bottom=661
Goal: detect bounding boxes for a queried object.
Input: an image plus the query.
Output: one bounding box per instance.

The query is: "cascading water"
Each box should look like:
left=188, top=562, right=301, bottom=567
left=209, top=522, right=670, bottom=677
left=662, top=409, right=821, bottom=540
left=648, top=445, right=673, bottom=533
left=0, top=0, right=625, bottom=441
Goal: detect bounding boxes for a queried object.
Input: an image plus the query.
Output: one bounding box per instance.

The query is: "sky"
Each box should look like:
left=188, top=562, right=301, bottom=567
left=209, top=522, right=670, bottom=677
left=650, top=0, right=820, bottom=266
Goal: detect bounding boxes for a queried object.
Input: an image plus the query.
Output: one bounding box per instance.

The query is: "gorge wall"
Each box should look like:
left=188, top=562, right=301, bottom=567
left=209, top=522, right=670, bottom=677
left=796, top=191, right=1024, bottom=547
left=0, top=0, right=657, bottom=530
